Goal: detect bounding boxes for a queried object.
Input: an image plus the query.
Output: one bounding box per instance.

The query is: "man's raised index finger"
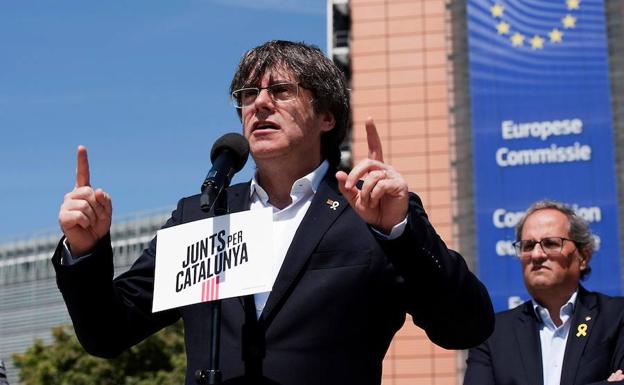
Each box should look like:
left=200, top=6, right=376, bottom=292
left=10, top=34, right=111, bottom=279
left=75, top=145, right=91, bottom=187
left=366, top=117, right=384, bottom=162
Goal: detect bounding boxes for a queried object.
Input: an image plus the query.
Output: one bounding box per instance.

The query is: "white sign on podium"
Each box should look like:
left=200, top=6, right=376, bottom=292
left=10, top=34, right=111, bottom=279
left=153, top=208, right=274, bottom=313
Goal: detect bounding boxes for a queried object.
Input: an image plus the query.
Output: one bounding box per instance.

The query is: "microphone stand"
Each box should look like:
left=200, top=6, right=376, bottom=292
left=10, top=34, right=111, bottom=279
left=195, top=191, right=228, bottom=385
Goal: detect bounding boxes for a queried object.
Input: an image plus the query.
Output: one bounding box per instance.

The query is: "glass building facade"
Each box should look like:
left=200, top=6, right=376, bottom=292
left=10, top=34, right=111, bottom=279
left=0, top=210, right=170, bottom=384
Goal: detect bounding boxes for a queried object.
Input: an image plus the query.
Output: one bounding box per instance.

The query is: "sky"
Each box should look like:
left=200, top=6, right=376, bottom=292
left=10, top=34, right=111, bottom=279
left=0, top=0, right=327, bottom=241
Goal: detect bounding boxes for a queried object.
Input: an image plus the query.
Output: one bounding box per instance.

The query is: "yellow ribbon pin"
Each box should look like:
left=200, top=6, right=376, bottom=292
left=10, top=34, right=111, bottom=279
left=576, top=323, right=588, bottom=337
left=326, top=199, right=339, bottom=210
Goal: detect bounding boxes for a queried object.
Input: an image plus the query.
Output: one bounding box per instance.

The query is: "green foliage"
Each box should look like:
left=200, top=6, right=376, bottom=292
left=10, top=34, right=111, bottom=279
left=13, top=321, right=186, bottom=385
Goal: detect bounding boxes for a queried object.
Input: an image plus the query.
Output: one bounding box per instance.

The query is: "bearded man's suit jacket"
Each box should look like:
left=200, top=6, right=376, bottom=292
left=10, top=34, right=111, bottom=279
left=464, top=287, right=624, bottom=385
left=53, top=172, right=494, bottom=385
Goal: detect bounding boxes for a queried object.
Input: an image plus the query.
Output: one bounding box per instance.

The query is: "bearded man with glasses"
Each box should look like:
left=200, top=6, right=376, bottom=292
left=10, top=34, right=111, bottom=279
left=465, top=200, right=624, bottom=385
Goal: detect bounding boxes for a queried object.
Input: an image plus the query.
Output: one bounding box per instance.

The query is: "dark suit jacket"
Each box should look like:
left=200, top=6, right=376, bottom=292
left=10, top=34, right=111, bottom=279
left=464, top=287, right=624, bottom=385
left=53, top=172, right=494, bottom=385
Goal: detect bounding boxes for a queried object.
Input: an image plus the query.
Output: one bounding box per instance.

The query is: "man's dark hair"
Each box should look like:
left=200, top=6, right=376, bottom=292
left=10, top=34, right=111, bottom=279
left=230, top=40, right=350, bottom=167
left=515, top=200, right=596, bottom=280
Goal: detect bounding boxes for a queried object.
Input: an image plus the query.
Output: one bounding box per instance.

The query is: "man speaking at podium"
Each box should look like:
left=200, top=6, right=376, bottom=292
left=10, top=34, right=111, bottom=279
left=52, top=40, right=494, bottom=385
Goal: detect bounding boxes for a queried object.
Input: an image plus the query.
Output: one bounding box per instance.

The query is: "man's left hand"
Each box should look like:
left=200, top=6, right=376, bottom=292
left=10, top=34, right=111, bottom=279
left=336, top=117, right=409, bottom=234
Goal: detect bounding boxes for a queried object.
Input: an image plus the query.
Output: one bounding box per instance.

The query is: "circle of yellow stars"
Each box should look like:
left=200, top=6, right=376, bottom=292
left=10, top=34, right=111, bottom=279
left=490, top=0, right=580, bottom=49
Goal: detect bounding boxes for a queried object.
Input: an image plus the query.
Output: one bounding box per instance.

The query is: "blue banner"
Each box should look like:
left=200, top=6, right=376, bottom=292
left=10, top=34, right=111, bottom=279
left=467, top=0, right=621, bottom=311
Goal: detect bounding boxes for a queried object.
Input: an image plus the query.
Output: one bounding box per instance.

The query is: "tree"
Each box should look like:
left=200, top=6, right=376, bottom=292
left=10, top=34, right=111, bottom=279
left=13, top=321, right=185, bottom=385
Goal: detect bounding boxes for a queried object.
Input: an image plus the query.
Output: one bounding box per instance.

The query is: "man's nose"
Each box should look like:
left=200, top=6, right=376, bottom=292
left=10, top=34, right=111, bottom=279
left=530, top=243, right=547, bottom=260
left=253, top=88, right=274, bottom=109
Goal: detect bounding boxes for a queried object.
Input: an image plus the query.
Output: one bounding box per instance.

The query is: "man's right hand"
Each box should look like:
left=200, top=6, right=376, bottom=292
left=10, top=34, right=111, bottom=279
left=58, top=145, right=112, bottom=257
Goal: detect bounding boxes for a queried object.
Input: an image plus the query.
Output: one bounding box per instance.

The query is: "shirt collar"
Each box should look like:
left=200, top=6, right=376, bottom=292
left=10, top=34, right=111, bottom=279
left=532, top=289, right=578, bottom=325
left=249, top=160, right=329, bottom=204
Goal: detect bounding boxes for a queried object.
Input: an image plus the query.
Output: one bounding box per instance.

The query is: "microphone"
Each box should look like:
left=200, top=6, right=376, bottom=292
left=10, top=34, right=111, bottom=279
left=200, top=133, right=250, bottom=213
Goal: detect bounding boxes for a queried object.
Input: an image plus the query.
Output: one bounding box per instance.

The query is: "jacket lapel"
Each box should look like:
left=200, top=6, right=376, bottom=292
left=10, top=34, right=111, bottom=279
left=259, top=173, right=347, bottom=324
left=515, top=302, right=544, bottom=385
left=227, top=182, right=251, bottom=214
left=560, top=287, right=597, bottom=385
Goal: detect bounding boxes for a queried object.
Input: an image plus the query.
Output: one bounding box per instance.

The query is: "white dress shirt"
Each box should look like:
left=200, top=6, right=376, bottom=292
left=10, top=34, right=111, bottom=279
left=533, top=290, right=578, bottom=385
left=249, top=161, right=329, bottom=318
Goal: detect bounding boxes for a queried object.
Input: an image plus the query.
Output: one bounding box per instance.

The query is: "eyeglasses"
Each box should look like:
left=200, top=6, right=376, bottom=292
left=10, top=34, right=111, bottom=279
left=231, top=82, right=300, bottom=108
left=512, top=237, right=576, bottom=258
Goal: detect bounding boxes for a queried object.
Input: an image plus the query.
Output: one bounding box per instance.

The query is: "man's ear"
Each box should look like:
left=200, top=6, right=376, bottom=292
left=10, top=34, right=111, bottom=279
left=319, top=111, right=336, bottom=133
left=579, top=251, right=591, bottom=270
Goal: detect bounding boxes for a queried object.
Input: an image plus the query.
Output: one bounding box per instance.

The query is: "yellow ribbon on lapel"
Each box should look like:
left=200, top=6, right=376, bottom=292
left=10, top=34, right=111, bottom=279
left=576, top=323, right=588, bottom=337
